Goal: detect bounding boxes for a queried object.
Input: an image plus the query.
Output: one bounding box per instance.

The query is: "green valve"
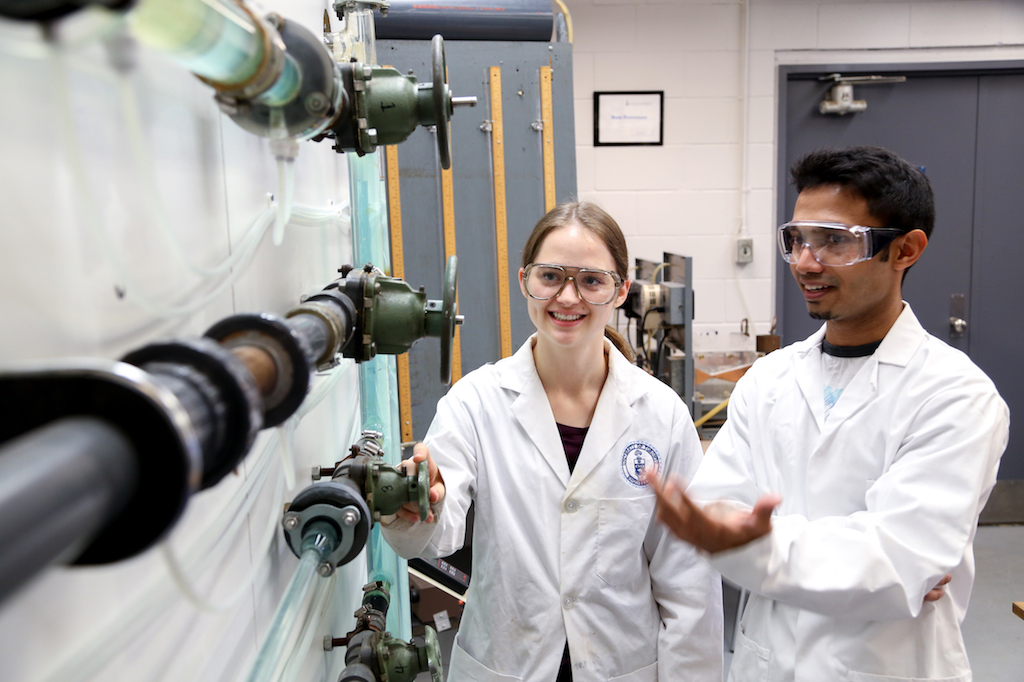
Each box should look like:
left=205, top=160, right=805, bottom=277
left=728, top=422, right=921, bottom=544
left=325, top=35, right=476, bottom=169
left=329, top=431, right=430, bottom=522
left=335, top=581, right=443, bottom=682
left=376, top=627, right=443, bottom=682
left=340, top=255, right=461, bottom=384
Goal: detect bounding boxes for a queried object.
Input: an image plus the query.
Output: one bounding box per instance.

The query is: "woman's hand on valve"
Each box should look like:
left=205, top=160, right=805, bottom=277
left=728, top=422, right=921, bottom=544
left=396, top=442, right=446, bottom=524
left=645, top=471, right=781, bottom=554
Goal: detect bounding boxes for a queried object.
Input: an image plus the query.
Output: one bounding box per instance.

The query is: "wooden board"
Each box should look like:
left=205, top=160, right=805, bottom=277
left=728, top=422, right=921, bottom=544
left=386, top=145, right=414, bottom=443
left=540, top=65, right=556, bottom=212
left=489, top=66, right=512, bottom=358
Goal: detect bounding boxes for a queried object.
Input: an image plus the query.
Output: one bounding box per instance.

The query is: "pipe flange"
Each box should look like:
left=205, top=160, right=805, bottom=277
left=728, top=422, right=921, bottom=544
left=140, top=361, right=229, bottom=458
left=205, top=313, right=313, bottom=428
left=122, top=337, right=263, bottom=489
left=334, top=0, right=391, bottom=16
left=197, top=5, right=286, bottom=104
left=286, top=301, right=345, bottom=370
left=0, top=360, right=202, bottom=563
left=283, top=479, right=371, bottom=568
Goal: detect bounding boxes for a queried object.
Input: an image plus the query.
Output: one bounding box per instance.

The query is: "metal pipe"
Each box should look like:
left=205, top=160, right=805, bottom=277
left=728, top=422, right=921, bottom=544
left=0, top=417, right=138, bottom=603
left=286, top=314, right=331, bottom=366
left=231, top=345, right=278, bottom=396
left=374, top=0, right=553, bottom=41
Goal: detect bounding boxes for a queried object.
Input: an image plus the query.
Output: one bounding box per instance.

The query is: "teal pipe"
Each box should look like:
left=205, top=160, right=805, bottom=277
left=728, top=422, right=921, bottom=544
left=348, top=151, right=412, bottom=641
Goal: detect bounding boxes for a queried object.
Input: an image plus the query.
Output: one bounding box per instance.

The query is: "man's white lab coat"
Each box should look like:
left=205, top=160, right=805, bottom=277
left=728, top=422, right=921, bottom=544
left=689, top=304, right=1009, bottom=682
left=384, top=337, right=723, bottom=681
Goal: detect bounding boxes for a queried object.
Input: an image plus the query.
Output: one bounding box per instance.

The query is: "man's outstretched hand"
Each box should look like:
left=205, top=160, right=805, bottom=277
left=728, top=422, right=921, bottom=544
left=645, top=472, right=782, bottom=554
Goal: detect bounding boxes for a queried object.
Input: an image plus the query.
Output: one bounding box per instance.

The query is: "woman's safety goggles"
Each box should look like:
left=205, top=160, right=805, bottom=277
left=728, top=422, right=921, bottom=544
left=777, top=221, right=906, bottom=267
left=523, top=263, right=623, bottom=305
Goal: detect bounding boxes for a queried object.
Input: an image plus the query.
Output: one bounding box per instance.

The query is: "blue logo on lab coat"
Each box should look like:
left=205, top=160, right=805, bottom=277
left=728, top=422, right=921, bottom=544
left=620, top=441, right=661, bottom=488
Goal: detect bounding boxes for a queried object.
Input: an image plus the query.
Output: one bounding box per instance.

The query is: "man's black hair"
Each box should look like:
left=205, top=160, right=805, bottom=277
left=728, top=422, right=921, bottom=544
left=790, top=146, right=935, bottom=238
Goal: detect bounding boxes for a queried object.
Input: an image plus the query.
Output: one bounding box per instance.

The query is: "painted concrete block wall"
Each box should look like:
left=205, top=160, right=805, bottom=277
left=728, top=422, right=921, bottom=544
left=0, top=1, right=372, bottom=680
left=570, top=0, right=1024, bottom=351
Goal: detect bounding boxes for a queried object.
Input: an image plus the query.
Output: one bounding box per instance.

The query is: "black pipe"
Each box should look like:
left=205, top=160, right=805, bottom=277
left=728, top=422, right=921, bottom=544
left=287, top=314, right=331, bottom=366
left=374, top=0, right=553, bottom=41
left=0, top=416, right=138, bottom=603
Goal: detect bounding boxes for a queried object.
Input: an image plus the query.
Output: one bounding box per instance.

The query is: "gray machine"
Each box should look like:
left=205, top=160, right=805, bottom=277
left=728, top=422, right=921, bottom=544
left=627, top=253, right=696, bottom=419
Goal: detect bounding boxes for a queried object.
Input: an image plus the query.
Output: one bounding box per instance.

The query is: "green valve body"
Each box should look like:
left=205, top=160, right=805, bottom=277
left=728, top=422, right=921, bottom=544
left=333, top=431, right=430, bottom=522
left=360, top=67, right=440, bottom=147
left=338, top=256, right=459, bottom=384
left=338, top=581, right=443, bottom=682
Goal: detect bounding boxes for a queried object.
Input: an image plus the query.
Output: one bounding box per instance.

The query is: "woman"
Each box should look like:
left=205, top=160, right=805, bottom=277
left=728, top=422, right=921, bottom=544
left=382, top=202, right=722, bottom=681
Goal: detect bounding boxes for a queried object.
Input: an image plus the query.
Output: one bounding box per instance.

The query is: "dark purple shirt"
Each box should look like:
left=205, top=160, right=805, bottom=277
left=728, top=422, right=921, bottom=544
left=556, top=423, right=589, bottom=473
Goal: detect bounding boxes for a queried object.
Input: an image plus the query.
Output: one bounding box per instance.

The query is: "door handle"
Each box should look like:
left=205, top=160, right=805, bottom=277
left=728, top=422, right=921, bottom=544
left=949, top=294, right=966, bottom=339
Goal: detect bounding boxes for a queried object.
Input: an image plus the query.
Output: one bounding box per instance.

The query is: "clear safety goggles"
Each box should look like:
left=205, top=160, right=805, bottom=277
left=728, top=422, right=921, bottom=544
left=522, top=263, right=623, bottom=305
left=777, top=221, right=906, bottom=266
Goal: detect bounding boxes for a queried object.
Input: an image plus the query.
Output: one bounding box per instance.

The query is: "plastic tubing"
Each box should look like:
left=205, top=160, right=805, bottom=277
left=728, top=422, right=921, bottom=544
left=161, top=465, right=284, bottom=612
left=53, top=44, right=274, bottom=318
left=115, top=70, right=271, bottom=279
left=245, top=531, right=336, bottom=682
left=127, top=0, right=264, bottom=87
left=273, top=156, right=296, bottom=246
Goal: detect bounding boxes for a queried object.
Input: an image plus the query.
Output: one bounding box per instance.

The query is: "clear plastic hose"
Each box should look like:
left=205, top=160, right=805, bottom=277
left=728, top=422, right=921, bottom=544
left=348, top=150, right=412, bottom=640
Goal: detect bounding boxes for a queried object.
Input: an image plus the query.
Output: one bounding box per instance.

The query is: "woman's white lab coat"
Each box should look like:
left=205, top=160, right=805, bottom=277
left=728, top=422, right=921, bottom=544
left=383, top=337, right=723, bottom=682
left=688, top=305, right=1009, bottom=682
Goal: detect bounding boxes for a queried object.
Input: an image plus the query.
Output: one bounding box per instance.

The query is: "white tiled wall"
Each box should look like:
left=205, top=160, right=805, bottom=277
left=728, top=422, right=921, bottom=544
left=570, top=0, right=1024, bottom=350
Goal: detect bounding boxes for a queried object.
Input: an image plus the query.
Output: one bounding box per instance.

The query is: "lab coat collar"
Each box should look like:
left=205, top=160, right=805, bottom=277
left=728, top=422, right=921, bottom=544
left=567, top=341, right=638, bottom=497
left=790, top=302, right=926, bottom=432
left=874, top=303, right=927, bottom=368
left=498, top=336, right=640, bottom=489
left=502, top=338, right=570, bottom=485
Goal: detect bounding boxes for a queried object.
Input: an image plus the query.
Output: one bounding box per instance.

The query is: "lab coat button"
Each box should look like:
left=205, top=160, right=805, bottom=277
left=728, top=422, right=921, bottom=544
left=563, top=596, right=575, bottom=609
left=564, top=499, right=579, bottom=513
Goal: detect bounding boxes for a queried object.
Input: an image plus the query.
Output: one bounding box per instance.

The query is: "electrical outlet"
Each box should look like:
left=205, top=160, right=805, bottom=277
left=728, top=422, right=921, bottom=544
left=736, top=237, right=753, bottom=264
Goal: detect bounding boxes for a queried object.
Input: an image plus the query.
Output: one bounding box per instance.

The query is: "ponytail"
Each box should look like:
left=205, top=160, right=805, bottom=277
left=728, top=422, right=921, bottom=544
left=604, top=326, right=634, bottom=362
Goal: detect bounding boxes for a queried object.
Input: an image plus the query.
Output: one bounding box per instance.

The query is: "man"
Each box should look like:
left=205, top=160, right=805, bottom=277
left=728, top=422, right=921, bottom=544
left=650, top=146, right=1009, bottom=681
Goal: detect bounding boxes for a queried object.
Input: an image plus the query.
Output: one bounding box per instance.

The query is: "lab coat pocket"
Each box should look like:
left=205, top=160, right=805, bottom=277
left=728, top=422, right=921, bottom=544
left=596, top=497, right=650, bottom=586
left=450, top=637, right=523, bottom=681
left=728, top=629, right=771, bottom=682
left=847, top=672, right=970, bottom=682
left=608, top=659, right=657, bottom=681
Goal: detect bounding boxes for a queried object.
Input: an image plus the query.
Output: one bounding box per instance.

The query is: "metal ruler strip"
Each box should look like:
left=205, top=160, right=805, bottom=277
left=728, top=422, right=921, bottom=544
left=490, top=66, right=513, bottom=358
left=540, top=65, right=556, bottom=212
left=385, top=144, right=414, bottom=444
left=441, top=150, right=463, bottom=384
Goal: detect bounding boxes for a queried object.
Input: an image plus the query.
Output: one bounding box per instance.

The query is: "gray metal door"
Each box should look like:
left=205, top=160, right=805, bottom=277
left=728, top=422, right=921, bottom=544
left=778, top=63, right=1022, bottom=484
left=970, top=74, right=1024, bottom=479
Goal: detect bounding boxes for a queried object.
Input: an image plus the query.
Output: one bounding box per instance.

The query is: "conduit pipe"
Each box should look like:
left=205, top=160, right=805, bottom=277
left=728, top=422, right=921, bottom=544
left=0, top=260, right=459, bottom=606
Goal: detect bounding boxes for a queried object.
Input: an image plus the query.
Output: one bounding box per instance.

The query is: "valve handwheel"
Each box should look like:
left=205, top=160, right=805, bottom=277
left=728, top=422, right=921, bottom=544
left=431, top=34, right=453, bottom=170
left=439, top=255, right=459, bottom=384
left=415, top=458, right=431, bottom=521
left=424, top=626, right=444, bottom=682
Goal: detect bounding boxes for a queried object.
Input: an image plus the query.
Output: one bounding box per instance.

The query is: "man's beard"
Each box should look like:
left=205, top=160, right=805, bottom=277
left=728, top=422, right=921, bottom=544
left=809, top=311, right=834, bottom=320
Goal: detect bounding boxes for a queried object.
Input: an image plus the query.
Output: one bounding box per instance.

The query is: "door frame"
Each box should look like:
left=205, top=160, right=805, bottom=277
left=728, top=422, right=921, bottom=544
left=775, top=59, right=1024, bottom=341
left=774, top=60, right=1024, bottom=523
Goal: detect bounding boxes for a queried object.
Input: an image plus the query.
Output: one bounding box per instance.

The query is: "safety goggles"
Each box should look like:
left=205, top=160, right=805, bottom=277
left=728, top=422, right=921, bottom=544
left=777, top=221, right=906, bottom=266
left=522, top=263, right=623, bottom=305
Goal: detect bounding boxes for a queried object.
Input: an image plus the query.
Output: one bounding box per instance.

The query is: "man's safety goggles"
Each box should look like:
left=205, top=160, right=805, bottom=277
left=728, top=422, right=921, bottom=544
left=777, top=221, right=906, bottom=267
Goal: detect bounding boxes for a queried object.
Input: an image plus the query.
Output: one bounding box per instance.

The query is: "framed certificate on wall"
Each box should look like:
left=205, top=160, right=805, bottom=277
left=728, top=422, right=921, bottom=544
left=593, top=91, right=664, bottom=146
